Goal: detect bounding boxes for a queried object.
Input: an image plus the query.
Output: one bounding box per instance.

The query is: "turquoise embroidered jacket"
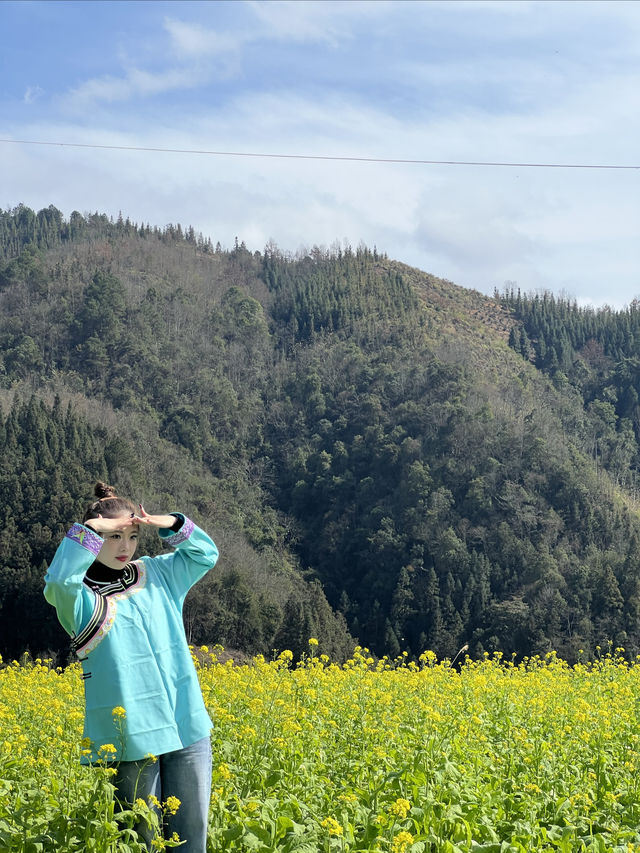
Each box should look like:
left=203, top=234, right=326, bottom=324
left=44, top=514, right=218, bottom=763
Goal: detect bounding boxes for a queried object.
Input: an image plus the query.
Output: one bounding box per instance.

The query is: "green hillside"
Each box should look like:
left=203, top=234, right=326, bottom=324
left=1, top=203, right=640, bottom=664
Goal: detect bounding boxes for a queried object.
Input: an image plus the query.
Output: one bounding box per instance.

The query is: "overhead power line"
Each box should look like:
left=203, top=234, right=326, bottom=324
left=1, top=137, right=639, bottom=170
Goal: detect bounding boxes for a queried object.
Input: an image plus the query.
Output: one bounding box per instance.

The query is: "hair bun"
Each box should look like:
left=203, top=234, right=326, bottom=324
left=83, top=482, right=135, bottom=523
left=94, top=481, right=117, bottom=500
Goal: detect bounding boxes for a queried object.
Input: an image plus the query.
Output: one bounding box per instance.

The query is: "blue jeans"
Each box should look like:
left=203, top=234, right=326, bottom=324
left=114, top=736, right=212, bottom=853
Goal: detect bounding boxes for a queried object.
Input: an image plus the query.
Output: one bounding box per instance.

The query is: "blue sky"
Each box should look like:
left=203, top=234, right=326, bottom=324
left=1, top=0, right=639, bottom=306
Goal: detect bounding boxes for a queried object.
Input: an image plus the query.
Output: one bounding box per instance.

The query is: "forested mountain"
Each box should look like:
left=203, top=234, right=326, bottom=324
left=2, top=203, right=640, bottom=664
left=501, top=287, right=640, bottom=491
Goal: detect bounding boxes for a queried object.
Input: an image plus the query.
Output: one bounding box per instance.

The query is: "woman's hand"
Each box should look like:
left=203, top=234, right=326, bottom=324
left=131, top=505, right=177, bottom=529
left=84, top=514, right=136, bottom=535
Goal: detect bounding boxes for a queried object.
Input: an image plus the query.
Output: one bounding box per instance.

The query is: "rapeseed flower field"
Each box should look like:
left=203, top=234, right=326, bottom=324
left=2, top=643, right=640, bottom=852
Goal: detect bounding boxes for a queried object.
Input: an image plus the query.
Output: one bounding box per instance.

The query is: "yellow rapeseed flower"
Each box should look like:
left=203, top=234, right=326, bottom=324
left=389, top=798, right=411, bottom=819
left=392, top=830, right=414, bottom=853
left=164, top=796, right=181, bottom=815
left=217, top=763, right=232, bottom=780
left=8, top=645, right=640, bottom=853
left=321, top=816, right=344, bottom=837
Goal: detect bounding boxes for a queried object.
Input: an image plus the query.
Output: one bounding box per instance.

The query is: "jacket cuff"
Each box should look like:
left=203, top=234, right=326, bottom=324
left=160, top=514, right=194, bottom=546
left=65, top=523, right=104, bottom=556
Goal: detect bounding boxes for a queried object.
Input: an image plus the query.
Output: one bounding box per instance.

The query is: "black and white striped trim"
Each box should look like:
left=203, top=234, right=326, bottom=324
left=71, top=594, right=108, bottom=655
left=72, top=562, right=144, bottom=657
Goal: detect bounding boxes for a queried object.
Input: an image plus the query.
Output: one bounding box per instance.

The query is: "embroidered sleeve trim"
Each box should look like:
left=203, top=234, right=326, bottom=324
left=66, top=523, right=103, bottom=556
left=163, top=516, right=195, bottom=547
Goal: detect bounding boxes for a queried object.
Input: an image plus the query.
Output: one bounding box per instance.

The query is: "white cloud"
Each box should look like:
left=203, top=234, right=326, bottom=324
left=23, top=86, right=44, bottom=104
left=64, top=65, right=206, bottom=108
left=163, top=17, right=243, bottom=59
left=245, top=0, right=388, bottom=46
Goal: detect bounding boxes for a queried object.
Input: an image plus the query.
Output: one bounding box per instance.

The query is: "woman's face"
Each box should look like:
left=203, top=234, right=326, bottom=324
left=97, top=515, right=139, bottom=569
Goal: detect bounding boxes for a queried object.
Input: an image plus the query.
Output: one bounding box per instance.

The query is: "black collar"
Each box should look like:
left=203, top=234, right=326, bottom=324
left=84, top=560, right=139, bottom=594
left=85, top=559, right=125, bottom=582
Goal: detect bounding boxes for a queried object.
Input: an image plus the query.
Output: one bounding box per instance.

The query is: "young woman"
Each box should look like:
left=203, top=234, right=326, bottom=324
left=44, top=481, right=219, bottom=853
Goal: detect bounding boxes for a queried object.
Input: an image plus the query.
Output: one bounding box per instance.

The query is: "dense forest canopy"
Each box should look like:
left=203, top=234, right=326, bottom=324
left=2, top=203, right=640, bottom=664
left=501, top=286, right=640, bottom=489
